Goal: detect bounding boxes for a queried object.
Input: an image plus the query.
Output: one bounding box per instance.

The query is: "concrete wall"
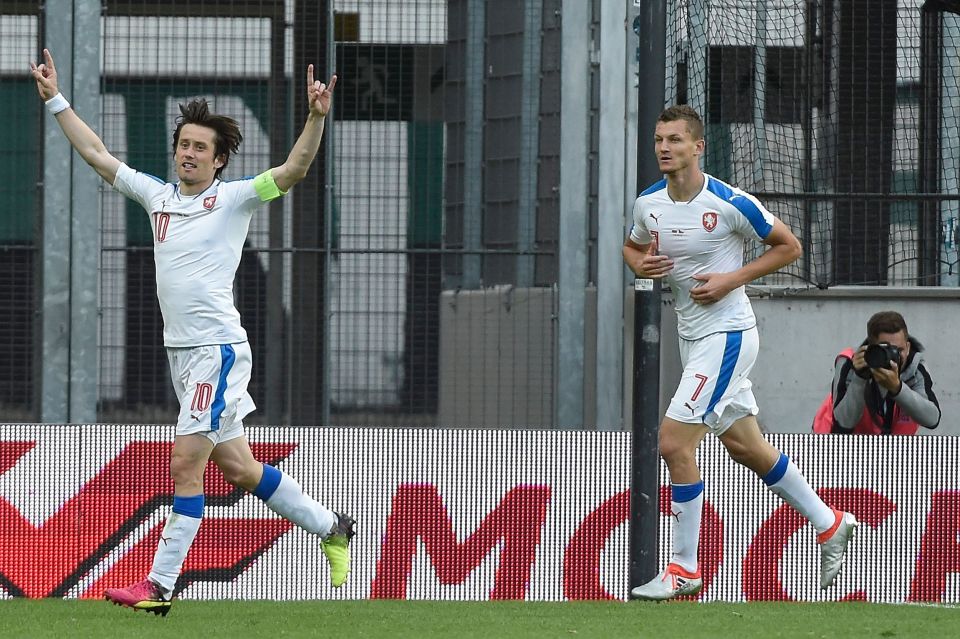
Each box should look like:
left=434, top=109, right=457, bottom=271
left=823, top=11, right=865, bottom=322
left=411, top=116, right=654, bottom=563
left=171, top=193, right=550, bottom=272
left=439, top=285, right=960, bottom=434
left=629, top=286, right=960, bottom=436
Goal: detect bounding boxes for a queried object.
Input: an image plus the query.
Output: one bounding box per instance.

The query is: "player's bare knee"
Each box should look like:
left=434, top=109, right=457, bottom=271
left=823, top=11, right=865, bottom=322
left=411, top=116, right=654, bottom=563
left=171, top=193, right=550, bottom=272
left=659, top=440, right=695, bottom=470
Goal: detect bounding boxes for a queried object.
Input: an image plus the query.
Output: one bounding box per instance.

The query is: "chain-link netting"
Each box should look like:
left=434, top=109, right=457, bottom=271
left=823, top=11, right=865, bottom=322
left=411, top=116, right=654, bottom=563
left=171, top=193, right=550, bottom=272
left=2, top=1, right=959, bottom=423
left=666, top=0, right=960, bottom=287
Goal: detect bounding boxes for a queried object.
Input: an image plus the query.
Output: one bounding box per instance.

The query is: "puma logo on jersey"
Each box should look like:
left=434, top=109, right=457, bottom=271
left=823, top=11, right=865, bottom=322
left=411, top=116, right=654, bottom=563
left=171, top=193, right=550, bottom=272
left=649, top=212, right=662, bottom=223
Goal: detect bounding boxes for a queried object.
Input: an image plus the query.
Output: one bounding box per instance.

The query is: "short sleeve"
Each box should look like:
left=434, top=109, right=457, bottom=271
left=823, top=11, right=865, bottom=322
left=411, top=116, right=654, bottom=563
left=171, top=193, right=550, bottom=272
left=112, top=163, right=169, bottom=211
left=629, top=197, right=652, bottom=244
left=220, top=175, right=266, bottom=213
left=727, top=189, right=776, bottom=242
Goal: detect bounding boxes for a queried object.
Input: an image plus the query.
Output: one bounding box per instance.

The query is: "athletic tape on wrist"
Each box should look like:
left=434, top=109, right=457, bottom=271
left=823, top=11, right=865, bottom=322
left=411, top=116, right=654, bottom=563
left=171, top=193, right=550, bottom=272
left=45, top=92, right=70, bottom=115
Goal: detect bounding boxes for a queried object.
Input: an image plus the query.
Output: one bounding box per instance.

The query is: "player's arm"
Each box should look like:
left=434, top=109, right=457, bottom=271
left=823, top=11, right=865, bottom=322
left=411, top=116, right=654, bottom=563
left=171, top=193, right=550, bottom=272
left=270, top=64, right=338, bottom=194
left=30, top=49, right=121, bottom=185
left=690, top=218, right=801, bottom=305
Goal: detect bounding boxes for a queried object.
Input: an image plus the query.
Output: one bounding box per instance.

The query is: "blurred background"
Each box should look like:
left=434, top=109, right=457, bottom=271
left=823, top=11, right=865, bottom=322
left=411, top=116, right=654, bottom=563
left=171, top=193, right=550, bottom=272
left=1, top=0, right=958, bottom=430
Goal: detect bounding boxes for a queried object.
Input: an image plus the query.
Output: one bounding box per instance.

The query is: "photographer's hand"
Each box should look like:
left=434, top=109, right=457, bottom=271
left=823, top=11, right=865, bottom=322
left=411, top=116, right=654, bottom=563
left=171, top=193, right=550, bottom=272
left=852, top=345, right=871, bottom=377
left=871, top=359, right=902, bottom=395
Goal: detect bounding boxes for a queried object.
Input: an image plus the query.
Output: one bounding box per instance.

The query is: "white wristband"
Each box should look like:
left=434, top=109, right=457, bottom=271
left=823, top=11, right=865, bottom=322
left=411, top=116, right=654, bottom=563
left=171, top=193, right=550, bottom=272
left=45, top=92, right=70, bottom=115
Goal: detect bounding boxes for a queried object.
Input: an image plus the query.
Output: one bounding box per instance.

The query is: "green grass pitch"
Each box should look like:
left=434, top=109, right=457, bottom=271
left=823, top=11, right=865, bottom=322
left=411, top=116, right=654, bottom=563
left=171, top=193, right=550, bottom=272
left=1, top=599, right=957, bottom=638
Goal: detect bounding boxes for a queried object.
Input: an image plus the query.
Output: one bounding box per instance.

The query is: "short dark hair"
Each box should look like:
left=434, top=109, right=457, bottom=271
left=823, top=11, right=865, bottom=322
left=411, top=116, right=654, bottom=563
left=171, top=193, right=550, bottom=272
left=867, top=311, right=908, bottom=341
left=657, top=105, right=704, bottom=141
left=172, top=99, right=242, bottom=179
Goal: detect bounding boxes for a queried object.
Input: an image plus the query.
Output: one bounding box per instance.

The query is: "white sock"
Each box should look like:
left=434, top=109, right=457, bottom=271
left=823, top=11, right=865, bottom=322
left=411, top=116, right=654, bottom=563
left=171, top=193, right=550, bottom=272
left=669, top=482, right=704, bottom=573
left=148, top=510, right=202, bottom=594
left=256, top=466, right=336, bottom=537
left=764, top=453, right=836, bottom=532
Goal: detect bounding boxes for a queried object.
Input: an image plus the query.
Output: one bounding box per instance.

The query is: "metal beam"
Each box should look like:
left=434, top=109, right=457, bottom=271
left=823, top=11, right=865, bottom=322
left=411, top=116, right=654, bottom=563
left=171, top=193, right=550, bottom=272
left=630, top=0, right=666, bottom=595
left=40, top=0, right=73, bottom=423
left=516, top=0, right=542, bottom=287
left=68, top=0, right=102, bottom=423
left=556, top=0, right=590, bottom=429
left=462, top=0, right=485, bottom=289
left=597, top=0, right=629, bottom=431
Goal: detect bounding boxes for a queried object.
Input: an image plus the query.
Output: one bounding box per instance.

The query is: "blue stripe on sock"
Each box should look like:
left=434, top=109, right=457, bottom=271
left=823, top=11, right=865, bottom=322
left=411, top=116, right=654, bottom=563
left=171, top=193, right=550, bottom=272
left=671, top=481, right=704, bottom=503
left=704, top=331, right=742, bottom=419
left=763, top=453, right=790, bottom=486
left=210, top=344, right=237, bottom=431
left=253, top=463, right=282, bottom=501
left=172, top=494, right=204, bottom=518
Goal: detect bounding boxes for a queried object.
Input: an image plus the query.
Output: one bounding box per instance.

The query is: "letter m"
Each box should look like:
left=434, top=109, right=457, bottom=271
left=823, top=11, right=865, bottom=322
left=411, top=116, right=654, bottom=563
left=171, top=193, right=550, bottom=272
left=370, top=484, right=551, bottom=600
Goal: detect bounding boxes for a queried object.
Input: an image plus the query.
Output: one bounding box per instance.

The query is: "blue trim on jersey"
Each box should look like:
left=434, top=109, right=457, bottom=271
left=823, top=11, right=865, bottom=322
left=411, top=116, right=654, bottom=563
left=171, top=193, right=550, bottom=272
left=224, top=175, right=255, bottom=182
left=704, top=331, right=743, bottom=419
left=253, top=464, right=283, bottom=501
left=210, top=345, right=237, bottom=432
left=141, top=172, right=166, bottom=185
left=172, top=494, right=205, bottom=518
left=640, top=178, right=668, bottom=196
left=763, top=453, right=790, bottom=486
left=705, top=177, right=773, bottom=238
left=671, top=481, right=704, bottom=504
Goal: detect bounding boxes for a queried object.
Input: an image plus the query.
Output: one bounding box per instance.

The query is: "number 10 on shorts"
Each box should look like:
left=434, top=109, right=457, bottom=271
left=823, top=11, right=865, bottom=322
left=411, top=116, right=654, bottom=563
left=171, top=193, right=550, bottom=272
left=192, top=382, right=213, bottom=412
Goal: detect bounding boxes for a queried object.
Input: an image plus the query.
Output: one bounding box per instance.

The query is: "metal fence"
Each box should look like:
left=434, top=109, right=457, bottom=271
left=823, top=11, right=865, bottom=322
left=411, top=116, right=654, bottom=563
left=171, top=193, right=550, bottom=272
left=1, top=1, right=958, bottom=427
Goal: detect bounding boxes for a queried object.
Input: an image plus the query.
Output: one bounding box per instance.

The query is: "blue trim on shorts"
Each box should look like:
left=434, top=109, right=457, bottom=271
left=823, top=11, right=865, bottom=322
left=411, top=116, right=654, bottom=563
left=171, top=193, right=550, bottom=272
left=172, top=494, right=205, bottom=518
left=704, top=331, right=742, bottom=420
left=210, top=344, right=237, bottom=431
left=763, top=453, right=790, bottom=486
left=253, top=464, right=283, bottom=501
left=671, top=481, right=704, bottom=503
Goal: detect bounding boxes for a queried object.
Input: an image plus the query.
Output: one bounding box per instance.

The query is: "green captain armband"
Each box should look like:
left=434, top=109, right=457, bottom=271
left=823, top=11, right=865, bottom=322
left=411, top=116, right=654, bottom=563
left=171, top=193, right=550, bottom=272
left=253, top=169, right=287, bottom=202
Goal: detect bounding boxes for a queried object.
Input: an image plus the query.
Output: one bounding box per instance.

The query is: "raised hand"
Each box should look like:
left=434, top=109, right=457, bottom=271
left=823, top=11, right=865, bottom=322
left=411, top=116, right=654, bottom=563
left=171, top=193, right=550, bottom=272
left=29, top=48, right=59, bottom=101
left=306, top=64, right=337, bottom=117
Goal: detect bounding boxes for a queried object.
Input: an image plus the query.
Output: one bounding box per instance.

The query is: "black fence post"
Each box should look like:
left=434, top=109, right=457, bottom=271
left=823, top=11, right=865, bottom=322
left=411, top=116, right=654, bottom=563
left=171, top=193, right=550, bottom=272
left=629, top=0, right=666, bottom=594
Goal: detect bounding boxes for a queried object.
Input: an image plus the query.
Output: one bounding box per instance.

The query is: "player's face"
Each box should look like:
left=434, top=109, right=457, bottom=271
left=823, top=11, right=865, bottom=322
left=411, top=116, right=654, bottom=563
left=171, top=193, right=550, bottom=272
left=654, top=120, right=703, bottom=175
left=174, top=124, right=224, bottom=186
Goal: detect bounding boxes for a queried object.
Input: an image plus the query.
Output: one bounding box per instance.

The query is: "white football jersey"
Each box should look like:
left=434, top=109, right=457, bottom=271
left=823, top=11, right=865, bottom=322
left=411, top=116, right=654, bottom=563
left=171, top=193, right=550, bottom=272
left=113, top=163, right=272, bottom=347
left=629, top=174, right=776, bottom=340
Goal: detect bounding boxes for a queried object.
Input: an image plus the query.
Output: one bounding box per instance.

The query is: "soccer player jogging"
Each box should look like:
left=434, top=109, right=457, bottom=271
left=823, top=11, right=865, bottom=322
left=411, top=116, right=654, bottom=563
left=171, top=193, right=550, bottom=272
left=623, top=105, right=856, bottom=600
left=31, top=49, right=353, bottom=615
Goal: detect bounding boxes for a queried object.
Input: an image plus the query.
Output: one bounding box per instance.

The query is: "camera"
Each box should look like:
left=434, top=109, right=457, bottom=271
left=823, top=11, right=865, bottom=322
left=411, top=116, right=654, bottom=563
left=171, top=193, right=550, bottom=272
left=864, top=342, right=902, bottom=370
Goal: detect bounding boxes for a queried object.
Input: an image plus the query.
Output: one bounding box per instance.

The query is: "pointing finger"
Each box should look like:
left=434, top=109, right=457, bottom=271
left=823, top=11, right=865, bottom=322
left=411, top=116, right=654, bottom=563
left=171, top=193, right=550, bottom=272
left=307, top=63, right=314, bottom=87
left=44, top=48, right=55, bottom=70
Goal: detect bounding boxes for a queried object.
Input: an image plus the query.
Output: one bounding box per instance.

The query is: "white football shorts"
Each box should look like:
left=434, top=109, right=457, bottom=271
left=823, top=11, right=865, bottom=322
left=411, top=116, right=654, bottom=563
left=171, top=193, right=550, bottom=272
left=665, top=326, right=760, bottom=436
left=166, top=342, right=256, bottom=444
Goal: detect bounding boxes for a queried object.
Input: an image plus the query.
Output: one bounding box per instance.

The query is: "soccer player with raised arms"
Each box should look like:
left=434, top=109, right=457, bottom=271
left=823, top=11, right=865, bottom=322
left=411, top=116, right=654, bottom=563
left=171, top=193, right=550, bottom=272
left=623, top=105, right=856, bottom=600
left=31, top=48, right=353, bottom=615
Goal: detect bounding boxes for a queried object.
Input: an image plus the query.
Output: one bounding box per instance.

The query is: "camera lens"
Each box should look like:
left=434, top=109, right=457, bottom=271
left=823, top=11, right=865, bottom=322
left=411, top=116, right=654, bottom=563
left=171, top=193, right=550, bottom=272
left=864, top=343, right=898, bottom=369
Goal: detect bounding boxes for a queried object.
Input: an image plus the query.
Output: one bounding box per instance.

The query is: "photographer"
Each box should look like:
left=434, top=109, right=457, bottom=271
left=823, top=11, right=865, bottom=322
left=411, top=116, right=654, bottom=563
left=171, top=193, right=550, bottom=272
left=813, top=311, right=940, bottom=434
